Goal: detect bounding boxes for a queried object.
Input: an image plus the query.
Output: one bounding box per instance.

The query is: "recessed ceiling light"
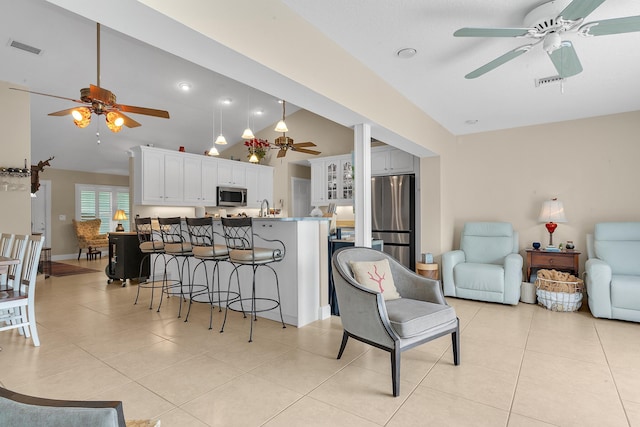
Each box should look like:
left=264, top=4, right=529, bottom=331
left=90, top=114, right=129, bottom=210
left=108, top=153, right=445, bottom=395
left=396, top=48, right=417, bottom=59
left=222, top=98, right=232, bottom=105
left=465, top=119, right=478, bottom=125
left=254, top=109, right=264, bottom=116
left=177, top=82, right=191, bottom=91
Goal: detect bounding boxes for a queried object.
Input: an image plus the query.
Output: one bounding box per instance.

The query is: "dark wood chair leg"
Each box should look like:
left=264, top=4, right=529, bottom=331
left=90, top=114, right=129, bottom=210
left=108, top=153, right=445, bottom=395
left=391, top=346, right=401, bottom=397
left=77, top=248, right=82, bottom=260
left=337, top=331, right=349, bottom=359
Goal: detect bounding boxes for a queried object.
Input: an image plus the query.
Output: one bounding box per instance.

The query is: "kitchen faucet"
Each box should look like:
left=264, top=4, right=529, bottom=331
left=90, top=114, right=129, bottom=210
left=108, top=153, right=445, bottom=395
left=260, top=199, right=270, bottom=217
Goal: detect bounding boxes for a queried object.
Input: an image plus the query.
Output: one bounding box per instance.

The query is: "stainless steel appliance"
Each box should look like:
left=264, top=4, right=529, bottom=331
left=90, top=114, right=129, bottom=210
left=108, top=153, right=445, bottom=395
left=217, top=186, right=247, bottom=207
left=371, top=174, right=415, bottom=270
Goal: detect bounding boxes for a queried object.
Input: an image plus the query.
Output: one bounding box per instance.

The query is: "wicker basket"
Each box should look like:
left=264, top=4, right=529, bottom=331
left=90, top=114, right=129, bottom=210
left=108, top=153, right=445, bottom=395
left=535, top=273, right=584, bottom=312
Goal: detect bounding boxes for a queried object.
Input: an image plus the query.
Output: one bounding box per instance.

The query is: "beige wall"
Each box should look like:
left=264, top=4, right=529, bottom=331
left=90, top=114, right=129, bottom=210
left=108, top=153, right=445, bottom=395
left=441, top=111, right=640, bottom=271
left=0, top=81, right=31, bottom=235
left=44, top=168, right=128, bottom=257
left=222, top=109, right=354, bottom=216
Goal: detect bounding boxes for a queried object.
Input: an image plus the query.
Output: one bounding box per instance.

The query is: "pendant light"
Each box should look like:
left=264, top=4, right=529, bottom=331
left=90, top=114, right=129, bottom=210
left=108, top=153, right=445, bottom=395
left=215, top=104, right=227, bottom=145
left=249, top=151, right=259, bottom=163
left=241, top=90, right=255, bottom=140
left=208, top=109, right=219, bottom=156
left=274, top=100, right=288, bottom=133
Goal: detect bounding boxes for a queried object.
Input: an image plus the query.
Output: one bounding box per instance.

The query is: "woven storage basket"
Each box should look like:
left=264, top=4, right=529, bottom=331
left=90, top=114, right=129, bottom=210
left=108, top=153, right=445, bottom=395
left=535, top=272, right=584, bottom=312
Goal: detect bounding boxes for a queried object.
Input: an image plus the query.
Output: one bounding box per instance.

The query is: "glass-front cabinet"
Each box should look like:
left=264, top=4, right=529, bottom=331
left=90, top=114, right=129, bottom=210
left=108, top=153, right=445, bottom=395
left=309, top=154, right=353, bottom=206
left=326, top=160, right=338, bottom=202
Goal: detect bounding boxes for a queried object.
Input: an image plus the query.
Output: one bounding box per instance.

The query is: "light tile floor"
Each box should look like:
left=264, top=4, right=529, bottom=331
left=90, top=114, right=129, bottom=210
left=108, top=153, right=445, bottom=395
left=1, top=258, right=639, bottom=426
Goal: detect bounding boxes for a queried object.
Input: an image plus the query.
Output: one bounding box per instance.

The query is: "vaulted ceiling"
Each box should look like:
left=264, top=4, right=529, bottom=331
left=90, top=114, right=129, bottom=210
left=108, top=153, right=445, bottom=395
left=2, top=0, right=639, bottom=174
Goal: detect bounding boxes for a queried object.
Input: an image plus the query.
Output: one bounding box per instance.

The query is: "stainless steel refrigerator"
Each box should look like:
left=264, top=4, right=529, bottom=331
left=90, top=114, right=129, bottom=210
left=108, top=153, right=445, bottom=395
left=371, top=174, right=415, bottom=270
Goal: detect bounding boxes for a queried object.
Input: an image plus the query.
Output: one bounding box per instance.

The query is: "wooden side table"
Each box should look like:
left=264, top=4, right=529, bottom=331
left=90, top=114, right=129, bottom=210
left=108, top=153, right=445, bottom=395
left=525, top=249, right=581, bottom=281
left=416, top=262, right=439, bottom=280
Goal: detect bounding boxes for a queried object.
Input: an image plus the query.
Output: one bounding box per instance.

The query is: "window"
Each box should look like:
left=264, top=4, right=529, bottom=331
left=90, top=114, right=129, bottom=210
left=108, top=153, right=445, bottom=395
left=75, top=184, right=130, bottom=233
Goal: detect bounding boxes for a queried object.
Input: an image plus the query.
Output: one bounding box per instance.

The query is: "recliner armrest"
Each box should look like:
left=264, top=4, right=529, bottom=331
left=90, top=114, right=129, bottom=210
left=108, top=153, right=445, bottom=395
left=442, top=250, right=465, bottom=297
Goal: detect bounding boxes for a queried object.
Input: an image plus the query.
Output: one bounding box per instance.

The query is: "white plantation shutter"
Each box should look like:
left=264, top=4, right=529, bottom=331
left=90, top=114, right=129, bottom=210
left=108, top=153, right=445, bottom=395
left=76, top=185, right=130, bottom=232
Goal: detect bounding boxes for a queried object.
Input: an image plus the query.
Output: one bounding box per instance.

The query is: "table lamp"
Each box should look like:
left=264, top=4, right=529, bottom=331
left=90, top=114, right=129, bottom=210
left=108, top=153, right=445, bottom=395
left=113, top=209, right=127, bottom=232
left=538, top=198, right=567, bottom=249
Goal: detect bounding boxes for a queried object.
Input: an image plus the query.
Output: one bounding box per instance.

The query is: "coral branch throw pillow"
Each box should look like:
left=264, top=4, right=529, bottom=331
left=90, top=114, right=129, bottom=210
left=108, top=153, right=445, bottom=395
left=349, top=259, right=401, bottom=300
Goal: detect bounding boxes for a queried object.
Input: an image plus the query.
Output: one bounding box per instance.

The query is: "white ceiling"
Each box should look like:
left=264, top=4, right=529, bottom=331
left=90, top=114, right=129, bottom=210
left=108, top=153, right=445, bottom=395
left=2, top=0, right=640, bottom=175
left=283, top=0, right=640, bottom=135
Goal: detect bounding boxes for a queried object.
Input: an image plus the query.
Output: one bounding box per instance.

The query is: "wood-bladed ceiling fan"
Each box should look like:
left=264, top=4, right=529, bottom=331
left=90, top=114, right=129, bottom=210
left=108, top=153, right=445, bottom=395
left=454, top=0, right=640, bottom=79
left=273, top=100, right=321, bottom=158
left=10, top=23, right=169, bottom=132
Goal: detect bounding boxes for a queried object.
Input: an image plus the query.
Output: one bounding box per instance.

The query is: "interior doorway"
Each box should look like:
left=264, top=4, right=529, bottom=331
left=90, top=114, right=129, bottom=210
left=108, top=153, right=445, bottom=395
left=291, top=177, right=311, bottom=218
left=31, top=179, right=51, bottom=246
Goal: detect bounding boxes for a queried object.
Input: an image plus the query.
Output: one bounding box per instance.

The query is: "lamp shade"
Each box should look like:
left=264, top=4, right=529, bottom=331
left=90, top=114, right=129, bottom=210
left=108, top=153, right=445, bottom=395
left=538, top=199, right=567, bottom=223
left=274, top=120, right=288, bottom=133
left=113, top=209, right=127, bottom=221
left=242, top=128, right=255, bottom=139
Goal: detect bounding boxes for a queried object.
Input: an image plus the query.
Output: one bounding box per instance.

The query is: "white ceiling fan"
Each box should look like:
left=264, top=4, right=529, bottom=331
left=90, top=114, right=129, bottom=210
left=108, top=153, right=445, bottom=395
left=454, top=0, right=640, bottom=79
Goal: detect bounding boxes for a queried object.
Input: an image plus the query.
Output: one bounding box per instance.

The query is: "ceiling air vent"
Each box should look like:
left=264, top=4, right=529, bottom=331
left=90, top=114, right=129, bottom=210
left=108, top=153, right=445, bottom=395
left=535, top=75, right=565, bottom=87
left=8, top=39, right=43, bottom=55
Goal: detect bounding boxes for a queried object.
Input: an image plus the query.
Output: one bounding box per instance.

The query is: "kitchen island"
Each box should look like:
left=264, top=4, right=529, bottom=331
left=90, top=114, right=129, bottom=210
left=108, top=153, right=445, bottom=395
left=161, top=217, right=331, bottom=327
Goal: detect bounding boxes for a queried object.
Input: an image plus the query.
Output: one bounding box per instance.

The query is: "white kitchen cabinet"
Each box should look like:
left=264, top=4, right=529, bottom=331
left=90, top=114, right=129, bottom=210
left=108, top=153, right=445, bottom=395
left=183, top=156, right=203, bottom=204
left=201, top=160, right=218, bottom=204
left=137, top=148, right=165, bottom=204
left=309, top=154, right=353, bottom=206
left=218, top=160, right=246, bottom=187
left=162, top=153, right=184, bottom=203
left=133, top=146, right=271, bottom=207
left=310, top=161, right=326, bottom=206
left=371, top=146, right=414, bottom=175
left=183, top=157, right=218, bottom=205
left=245, top=165, right=274, bottom=208
left=133, top=146, right=184, bottom=205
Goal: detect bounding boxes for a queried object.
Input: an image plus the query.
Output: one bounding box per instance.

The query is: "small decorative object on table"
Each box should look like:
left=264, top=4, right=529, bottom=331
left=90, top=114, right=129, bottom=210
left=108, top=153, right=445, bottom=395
left=565, top=240, right=575, bottom=250
left=535, top=269, right=584, bottom=312
left=532, top=242, right=541, bottom=250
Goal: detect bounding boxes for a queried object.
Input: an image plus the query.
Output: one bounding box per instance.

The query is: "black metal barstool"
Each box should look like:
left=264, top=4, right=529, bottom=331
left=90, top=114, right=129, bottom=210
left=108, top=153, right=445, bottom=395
left=219, top=217, right=286, bottom=342
left=134, top=217, right=167, bottom=310
left=184, top=217, right=235, bottom=329
left=157, top=217, right=194, bottom=317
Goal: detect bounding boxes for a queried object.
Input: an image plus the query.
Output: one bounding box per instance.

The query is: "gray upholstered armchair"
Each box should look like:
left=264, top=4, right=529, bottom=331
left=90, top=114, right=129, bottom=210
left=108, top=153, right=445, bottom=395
left=0, top=387, right=125, bottom=427
left=442, top=222, right=522, bottom=305
left=585, top=222, right=640, bottom=322
left=332, top=246, right=460, bottom=397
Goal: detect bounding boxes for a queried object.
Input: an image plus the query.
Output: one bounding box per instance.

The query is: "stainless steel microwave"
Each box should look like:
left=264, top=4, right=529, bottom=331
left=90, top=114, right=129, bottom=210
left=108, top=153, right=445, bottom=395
left=217, top=186, right=247, bottom=207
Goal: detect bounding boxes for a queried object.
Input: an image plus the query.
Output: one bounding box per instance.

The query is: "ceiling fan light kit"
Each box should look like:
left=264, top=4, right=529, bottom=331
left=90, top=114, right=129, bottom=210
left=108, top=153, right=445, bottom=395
left=454, top=0, right=640, bottom=79
left=10, top=22, right=169, bottom=135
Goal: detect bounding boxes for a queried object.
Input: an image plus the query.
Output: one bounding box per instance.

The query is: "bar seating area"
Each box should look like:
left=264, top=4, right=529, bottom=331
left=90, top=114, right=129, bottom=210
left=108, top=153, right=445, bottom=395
left=134, top=217, right=288, bottom=340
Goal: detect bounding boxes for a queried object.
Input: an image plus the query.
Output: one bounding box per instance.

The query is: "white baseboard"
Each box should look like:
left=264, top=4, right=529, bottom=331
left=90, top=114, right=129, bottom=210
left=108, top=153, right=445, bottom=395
left=319, top=304, right=331, bottom=320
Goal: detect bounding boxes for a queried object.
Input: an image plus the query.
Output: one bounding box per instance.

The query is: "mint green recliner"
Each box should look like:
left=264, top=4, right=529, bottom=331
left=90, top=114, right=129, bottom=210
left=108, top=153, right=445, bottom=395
left=442, top=222, right=522, bottom=305
left=585, top=222, right=640, bottom=323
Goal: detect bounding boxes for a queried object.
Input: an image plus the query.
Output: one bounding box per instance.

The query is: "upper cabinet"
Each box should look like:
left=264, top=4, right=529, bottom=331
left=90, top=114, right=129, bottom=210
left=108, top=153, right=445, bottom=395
left=309, top=154, right=353, bottom=206
left=134, top=147, right=184, bottom=205
left=309, top=147, right=415, bottom=206
left=217, top=160, right=246, bottom=187
left=183, top=157, right=218, bottom=205
left=131, top=146, right=272, bottom=207
left=371, top=146, right=415, bottom=175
